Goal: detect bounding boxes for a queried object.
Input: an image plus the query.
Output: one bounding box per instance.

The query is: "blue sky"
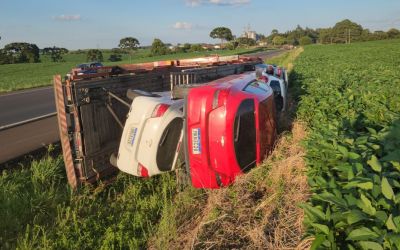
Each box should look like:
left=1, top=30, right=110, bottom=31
left=0, top=0, right=399, bottom=49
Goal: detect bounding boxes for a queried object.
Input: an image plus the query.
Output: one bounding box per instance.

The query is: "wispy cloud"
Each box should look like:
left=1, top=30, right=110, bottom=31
left=173, top=22, right=193, bottom=30
left=53, top=14, right=81, bottom=21
left=185, top=0, right=250, bottom=7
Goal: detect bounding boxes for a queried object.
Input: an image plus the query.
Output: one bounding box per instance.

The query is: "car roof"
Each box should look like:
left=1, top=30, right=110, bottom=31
left=202, top=72, right=256, bottom=90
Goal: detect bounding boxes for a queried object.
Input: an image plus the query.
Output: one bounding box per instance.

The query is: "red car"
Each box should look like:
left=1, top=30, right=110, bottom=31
left=183, top=73, right=277, bottom=189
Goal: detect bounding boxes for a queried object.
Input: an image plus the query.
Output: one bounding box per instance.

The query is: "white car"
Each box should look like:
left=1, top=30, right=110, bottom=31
left=111, top=90, right=184, bottom=177
left=255, top=64, right=288, bottom=112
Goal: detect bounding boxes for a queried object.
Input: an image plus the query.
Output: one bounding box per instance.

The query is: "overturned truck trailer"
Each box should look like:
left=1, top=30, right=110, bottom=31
left=54, top=55, right=262, bottom=188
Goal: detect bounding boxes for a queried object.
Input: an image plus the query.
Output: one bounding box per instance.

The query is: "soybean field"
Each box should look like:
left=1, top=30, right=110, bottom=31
left=294, top=39, right=400, bottom=248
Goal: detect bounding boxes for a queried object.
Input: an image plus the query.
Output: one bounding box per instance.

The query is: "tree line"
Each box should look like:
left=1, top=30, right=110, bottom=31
left=0, top=19, right=399, bottom=65
left=266, top=19, right=400, bottom=46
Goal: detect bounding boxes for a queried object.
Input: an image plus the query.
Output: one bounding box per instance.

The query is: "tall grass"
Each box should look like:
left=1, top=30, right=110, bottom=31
left=0, top=146, right=177, bottom=249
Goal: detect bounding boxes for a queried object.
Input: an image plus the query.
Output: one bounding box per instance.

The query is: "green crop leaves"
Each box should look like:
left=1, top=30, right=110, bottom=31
left=294, top=40, right=400, bottom=249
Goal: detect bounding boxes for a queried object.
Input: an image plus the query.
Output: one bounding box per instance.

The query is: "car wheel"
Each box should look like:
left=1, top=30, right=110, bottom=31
left=126, top=89, right=160, bottom=100
left=172, top=84, right=203, bottom=99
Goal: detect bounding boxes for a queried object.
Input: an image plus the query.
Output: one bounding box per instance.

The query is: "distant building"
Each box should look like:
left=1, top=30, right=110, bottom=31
left=242, top=24, right=260, bottom=41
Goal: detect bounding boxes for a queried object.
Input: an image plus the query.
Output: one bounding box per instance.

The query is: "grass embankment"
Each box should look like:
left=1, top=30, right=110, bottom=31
left=0, top=47, right=304, bottom=249
left=0, top=47, right=266, bottom=93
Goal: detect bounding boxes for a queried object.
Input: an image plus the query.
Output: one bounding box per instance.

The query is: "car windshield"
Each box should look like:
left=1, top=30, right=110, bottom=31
left=156, top=118, right=183, bottom=172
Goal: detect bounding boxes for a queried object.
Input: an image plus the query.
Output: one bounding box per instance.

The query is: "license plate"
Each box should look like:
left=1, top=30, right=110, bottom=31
left=192, top=128, right=201, bottom=154
left=127, top=127, right=138, bottom=146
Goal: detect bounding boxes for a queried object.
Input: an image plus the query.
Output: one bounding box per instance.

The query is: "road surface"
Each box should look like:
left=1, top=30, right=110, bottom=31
left=0, top=116, right=59, bottom=163
left=0, top=49, right=286, bottom=163
left=0, top=86, right=55, bottom=127
left=245, top=49, right=284, bottom=61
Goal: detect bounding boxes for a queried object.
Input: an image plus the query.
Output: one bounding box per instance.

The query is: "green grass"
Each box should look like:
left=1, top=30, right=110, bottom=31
left=0, top=146, right=178, bottom=249
left=0, top=47, right=266, bottom=93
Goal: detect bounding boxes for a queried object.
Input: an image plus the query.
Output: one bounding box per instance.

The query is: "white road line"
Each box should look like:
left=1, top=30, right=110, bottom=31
left=0, top=86, right=53, bottom=97
left=0, top=112, right=57, bottom=131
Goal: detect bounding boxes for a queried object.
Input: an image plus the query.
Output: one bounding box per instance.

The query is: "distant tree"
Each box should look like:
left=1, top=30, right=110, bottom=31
left=43, top=46, right=68, bottom=62
left=299, top=36, right=313, bottom=46
left=271, top=29, right=279, bottom=35
left=118, top=37, right=139, bottom=51
left=210, top=27, right=233, bottom=47
left=387, top=28, right=400, bottom=39
left=236, top=37, right=256, bottom=47
left=119, top=37, right=139, bottom=61
left=0, top=50, right=10, bottom=64
left=2, top=42, right=40, bottom=63
left=86, top=49, right=103, bottom=62
left=182, top=43, right=191, bottom=52
left=285, top=33, right=298, bottom=45
left=225, top=40, right=239, bottom=50
left=150, top=38, right=168, bottom=56
left=272, top=35, right=285, bottom=46
left=108, top=48, right=122, bottom=62
left=189, top=44, right=204, bottom=52
left=372, top=31, right=388, bottom=40
left=360, top=29, right=373, bottom=41
left=317, top=28, right=333, bottom=44
left=332, top=19, right=363, bottom=43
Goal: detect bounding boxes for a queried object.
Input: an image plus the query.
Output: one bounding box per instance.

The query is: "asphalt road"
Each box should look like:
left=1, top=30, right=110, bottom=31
left=0, top=86, right=56, bottom=127
left=0, top=49, right=285, bottom=163
left=0, top=116, right=59, bottom=163
left=246, top=49, right=284, bottom=61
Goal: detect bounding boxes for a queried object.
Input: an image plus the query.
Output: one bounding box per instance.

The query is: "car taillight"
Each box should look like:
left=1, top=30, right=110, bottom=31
left=138, top=163, right=149, bottom=177
left=212, top=89, right=229, bottom=109
left=277, top=68, right=282, bottom=77
left=260, top=75, right=269, bottom=83
left=151, top=104, right=170, bottom=117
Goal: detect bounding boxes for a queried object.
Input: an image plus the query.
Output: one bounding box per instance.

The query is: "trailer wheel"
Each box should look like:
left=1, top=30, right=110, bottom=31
left=126, top=89, right=160, bottom=100
left=172, top=84, right=203, bottom=99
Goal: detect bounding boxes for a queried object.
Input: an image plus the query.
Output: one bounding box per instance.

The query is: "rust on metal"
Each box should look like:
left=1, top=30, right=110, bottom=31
left=53, top=75, right=78, bottom=188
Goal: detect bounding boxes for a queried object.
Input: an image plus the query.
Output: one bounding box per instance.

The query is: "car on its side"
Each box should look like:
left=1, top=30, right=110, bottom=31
left=181, top=73, right=277, bottom=189
left=111, top=90, right=184, bottom=177
left=76, top=62, right=104, bottom=75
left=255, top=64, right=288, bottom=112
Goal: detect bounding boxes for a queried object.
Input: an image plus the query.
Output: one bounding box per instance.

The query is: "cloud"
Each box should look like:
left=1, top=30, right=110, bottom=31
left=53, top=15, right=81, bottom=21
left=185, top=0, right=250, bottom=7
left=173, top=22, right=193, bottom=30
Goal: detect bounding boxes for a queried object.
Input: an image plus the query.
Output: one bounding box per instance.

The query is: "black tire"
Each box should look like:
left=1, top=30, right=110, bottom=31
left=172, top=84, right=203, bottom=99
left=126, top=89, right=160, bottom=100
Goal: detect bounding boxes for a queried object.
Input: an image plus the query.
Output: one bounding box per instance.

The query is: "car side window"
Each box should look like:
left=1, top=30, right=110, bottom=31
left=269, top=80, right=281, bottom=92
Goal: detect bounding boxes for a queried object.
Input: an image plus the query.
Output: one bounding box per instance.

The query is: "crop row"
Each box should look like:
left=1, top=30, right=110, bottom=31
left=294, top=40, right=400, bottom=249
